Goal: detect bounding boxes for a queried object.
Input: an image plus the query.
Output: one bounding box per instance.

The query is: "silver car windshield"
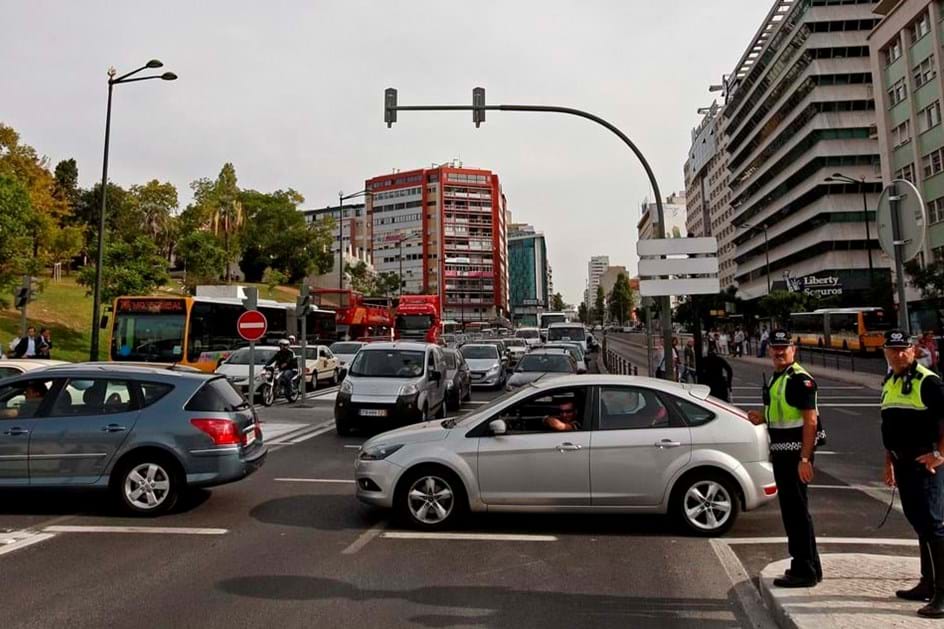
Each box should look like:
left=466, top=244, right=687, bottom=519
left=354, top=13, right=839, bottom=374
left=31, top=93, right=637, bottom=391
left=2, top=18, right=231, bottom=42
left=516, top=354, right=573, bottom=373
left=330, top=342, right=363, bottom=354
left=349, top=350, right=425, bottom=378
left=460, top=346, right=498, bottom=360
left=225, top=348, right=278, bottom=365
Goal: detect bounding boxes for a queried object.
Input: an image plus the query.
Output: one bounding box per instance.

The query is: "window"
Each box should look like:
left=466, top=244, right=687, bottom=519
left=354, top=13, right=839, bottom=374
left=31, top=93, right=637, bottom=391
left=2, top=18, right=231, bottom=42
left=918, top=101, right=942, bottom=133
left=914, top=56, right=936, bottom=88
left=923, top=148, right=944, bottom=178
left=185, top=378, right=250, bottom=412
left=883, top=38, right=902, bottom=66
left=49, top=380, right=135, bottom=417
left=892, top=120, right=912, bottom=148
left=0, top=379, right=55, bottom=420
left=140, top=382, right=173, bottom=407
left=888, top=78, right=908, bottom=107
left=672, top=398, right=717, bottom=427
left=933, top=245, right=944, bottom=262
left=895, top=163, right=916, bottom=183
left=492, top=387, right=589, bottom=434
left=928, top=197, right=944, bottom=224
left=909, top=11, right=931, bottom=44
left=598, top=387, right=672, bottom=430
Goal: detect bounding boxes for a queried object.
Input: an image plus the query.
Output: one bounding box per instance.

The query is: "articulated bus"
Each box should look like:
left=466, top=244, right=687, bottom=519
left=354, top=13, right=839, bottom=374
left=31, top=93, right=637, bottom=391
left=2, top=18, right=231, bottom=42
left=789, top=307, right=891, bottom=354
left=109, top=295, right=336, bottom=373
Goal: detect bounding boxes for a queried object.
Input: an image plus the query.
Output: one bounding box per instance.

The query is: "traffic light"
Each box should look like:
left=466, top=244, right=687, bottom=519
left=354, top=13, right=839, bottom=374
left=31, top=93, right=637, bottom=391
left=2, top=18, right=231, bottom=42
left=14, top=287, right=28, bottom=309
left=296, top=284, right=311, bottom=318
left=13, top=275, right=39, bottom=309
left=473, top=87, right=486, bottom=128
left=384, top=88, right=398, bottom=128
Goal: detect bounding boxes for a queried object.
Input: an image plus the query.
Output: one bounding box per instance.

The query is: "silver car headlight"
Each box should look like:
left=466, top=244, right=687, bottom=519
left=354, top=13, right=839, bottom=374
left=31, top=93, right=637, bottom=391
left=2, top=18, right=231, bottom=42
left=340, top=379, right=353, bottom=394
left=487, top=365, right=501, bottom=375
left=359, top=443, right=404, bottom=461
left=399, top=383, right=419, bottom=396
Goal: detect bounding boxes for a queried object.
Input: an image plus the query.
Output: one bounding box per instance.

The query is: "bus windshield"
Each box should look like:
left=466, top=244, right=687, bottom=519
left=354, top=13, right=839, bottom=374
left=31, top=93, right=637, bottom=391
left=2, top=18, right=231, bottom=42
left=112, top=312, right=186, bottom=362
left=547, top=326, right=586, bottom=342
left=863, top=309, right=892, bottom=331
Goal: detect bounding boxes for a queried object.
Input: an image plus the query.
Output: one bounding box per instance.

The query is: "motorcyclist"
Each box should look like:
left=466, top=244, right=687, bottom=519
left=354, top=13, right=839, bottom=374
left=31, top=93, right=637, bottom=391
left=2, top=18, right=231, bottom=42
left=266, top=339, right=298, bottom=396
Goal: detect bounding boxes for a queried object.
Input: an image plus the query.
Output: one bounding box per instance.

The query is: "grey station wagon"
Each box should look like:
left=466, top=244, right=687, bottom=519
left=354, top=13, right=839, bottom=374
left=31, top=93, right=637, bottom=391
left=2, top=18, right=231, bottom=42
left=0, top=364, right=266, bottom=515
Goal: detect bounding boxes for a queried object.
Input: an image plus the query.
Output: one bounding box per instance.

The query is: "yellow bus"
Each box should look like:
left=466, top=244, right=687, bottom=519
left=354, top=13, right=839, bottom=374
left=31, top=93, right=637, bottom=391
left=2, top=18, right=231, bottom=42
left=108, top=295, right=336, bottom=373
left=789, top=307, right=891, bottom=354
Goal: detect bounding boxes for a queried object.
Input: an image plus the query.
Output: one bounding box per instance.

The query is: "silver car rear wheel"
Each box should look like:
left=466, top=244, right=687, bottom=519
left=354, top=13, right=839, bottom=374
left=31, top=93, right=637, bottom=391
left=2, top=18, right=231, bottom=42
left=407, top=475, right=455, bottom=525
left=682, top=480, right=734, bottom=534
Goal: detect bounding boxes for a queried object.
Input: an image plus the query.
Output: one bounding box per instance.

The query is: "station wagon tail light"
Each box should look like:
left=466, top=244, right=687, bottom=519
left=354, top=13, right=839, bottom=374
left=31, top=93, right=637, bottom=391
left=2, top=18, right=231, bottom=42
left=191, top=418, right=240, bottom=446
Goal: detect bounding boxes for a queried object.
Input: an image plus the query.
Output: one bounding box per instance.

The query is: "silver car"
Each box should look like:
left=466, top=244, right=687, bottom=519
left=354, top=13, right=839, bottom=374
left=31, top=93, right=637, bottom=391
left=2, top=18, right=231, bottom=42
left=543, top=342, right=588, bottom=374
left=329, top=341, right=367, bottom=378
left=0, top=364, right=266, bottom=515
left=459, top=344, right=506, bottom=389
left=335, top=342, right=448, bottom=435
left=354, top=375, right=776, bottom=536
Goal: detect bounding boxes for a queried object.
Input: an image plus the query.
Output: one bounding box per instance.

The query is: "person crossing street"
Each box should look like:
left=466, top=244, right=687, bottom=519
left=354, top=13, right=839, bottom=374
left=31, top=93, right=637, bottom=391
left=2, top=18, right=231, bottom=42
left=881, top=329, right=944, bottom=618
left=744, top=329, right=824, bottom=588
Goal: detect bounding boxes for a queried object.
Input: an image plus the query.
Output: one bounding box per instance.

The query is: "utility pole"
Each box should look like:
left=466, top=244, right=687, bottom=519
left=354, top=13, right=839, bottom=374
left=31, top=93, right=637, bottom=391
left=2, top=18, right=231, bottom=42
left=296, top=284, right=311, bottom=404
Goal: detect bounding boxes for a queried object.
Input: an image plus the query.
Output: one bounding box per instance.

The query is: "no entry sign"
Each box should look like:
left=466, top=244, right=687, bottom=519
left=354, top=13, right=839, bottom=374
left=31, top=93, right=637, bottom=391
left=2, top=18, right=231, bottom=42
left=237, top=310, right=268, bottom=342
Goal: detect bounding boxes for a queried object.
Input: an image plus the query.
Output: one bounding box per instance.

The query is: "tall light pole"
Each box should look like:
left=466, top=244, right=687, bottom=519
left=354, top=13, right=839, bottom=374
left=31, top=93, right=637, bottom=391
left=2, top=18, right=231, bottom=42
left=337, top=190, right=373, bottom=290
left=825, top=172, right=877, bottom=285
left=89, top=59, right=177, bottom=361
left=736, top=222, right=770, bottom=294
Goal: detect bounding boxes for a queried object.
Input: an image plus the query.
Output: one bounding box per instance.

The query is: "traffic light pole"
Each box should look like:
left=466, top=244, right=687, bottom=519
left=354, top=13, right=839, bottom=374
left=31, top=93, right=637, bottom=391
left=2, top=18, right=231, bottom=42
left=297, top=284, right=311, bottom=404
left=384, top=89, right=675, bottom=379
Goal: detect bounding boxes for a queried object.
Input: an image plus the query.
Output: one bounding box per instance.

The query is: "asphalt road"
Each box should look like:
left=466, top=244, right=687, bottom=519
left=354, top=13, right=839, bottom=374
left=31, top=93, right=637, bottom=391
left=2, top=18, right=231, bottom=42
left=0, top=350, right=922, bottom=629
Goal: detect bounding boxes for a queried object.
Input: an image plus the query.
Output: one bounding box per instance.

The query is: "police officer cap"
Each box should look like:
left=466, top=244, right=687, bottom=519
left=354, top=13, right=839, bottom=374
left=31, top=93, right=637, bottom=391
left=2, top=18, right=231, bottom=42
left=768, top=329, right=793, bottom=347
left=883, top=329, right=912, bottom=348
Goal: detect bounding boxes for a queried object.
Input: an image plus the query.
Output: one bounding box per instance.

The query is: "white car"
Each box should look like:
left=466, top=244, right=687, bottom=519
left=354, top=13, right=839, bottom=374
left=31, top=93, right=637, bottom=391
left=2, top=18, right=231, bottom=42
left=354, top=375, right=776, bottom=536
left=292, top=345, right=340, bottom=388
left=546, top=323, right=589, bottom=353
left=0, top=359, right=69, bottom=380
left=214, top=346, right=280, bottom=397
left=330, top=341, right=367, bottom=377
left=515, top=327, right=542, bottom=347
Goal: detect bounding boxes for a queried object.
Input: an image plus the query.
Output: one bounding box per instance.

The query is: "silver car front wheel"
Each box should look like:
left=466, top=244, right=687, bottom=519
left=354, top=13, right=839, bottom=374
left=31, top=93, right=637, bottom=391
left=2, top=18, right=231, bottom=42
left=396, top=468, right=466, bottom=530
left=678, top=477, right=738, bottom=536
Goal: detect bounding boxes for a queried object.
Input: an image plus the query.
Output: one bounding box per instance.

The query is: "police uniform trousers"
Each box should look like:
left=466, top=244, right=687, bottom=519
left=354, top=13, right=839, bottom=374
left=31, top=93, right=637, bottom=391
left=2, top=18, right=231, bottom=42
left=894, top=454, right=944, bottom=541
left=772, top=451, right=821, bottom=578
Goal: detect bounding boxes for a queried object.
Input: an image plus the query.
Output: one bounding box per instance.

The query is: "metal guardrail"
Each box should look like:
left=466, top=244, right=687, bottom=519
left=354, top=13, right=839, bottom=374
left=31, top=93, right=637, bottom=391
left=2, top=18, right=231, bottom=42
left=795, top=345, right=888, bottom=376
left=603, top=347, right=639, bottom=376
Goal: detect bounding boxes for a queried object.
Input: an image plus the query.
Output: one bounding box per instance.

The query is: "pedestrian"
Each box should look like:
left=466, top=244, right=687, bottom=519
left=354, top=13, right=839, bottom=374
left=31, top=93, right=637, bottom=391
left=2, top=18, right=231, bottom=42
left=734, top=328, right=745, bottom=358
left=698, top=345, right=733, bottom=401
left=13, top=326, right=38, bottom=359
left=708, top=330, right=718, bottom=355
left=36, top=328, right=52, bottom=359
left=758, top=326, right=770, bottom=358
left=881, top=329, right=944, bottom=617
left=744, top=329, right=824, bottom=587
left=719, top=330, right=729, bottom=356
left=918, top=332, right=938, bottom=373
left=683, top=339, right=696, bottom=383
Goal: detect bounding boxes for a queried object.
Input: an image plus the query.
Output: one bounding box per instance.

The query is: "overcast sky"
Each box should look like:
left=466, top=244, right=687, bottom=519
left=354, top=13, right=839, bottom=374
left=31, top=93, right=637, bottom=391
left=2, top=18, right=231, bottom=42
left=2, top=0, right=772, bottom=304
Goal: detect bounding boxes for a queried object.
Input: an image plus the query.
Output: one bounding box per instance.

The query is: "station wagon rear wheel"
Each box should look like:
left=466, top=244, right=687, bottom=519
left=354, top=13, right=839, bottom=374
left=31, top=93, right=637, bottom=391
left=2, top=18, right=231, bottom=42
left=115, top=457, right=179, bottom=516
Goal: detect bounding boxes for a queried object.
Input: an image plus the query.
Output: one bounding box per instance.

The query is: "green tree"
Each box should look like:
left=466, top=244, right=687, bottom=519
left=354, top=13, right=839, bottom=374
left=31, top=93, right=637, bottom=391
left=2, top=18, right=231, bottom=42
left=759, top=290, right=815, bottom=328
left=176, top=231, right=227, bottom=291
left=551, top=292, right=567, bottom=312
left=374, top=272, right=401, bottom=297
left=607, top=273, right=634, bottom=325
left=345, top=260, right=375, bottom=294
left=577, top=302, right=589, bottom=324
left=262, top=266, right=288, bottom=297
left=53, top=158, right=81, bottom=213
left=45, top=225, right=85, bottom=276
left=0, top=173, right=33, bottom=298
left=179, top=164, right=244, bottom=278
left=78, top=236, right=169, bottom=305
left=906, top=259, right=944, bottom=300
left=128, top=180, right=178, bottom=259
left=594, top=285, right=606, bottom=325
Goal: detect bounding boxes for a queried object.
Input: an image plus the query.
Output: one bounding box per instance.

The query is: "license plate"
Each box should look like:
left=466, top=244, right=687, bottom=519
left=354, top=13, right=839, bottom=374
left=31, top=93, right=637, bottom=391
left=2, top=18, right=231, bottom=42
left=359, top=409, right=388, bottom=417
left=243, top=428, right=257, bottom=447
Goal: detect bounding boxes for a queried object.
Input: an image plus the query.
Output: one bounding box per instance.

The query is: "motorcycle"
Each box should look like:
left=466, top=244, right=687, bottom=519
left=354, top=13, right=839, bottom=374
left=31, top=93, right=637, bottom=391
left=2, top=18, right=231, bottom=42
left=261, top=365, right=302, bottom=406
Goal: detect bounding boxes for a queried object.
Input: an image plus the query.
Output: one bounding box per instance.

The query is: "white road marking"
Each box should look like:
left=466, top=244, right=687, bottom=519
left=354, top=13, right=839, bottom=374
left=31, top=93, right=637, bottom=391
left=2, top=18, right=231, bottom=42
left=710, top=539, right=779, bottom=629
left=265, top=419, right=335, bottom=445
left=464, top=401, right=488, bottom=406
left=382, top=531, right=558, bottom=542
left=261, top=422, right=313, bottom=442
left=808, top=484, right=891, bottom=491
left=343, top=444, right=361, bottom=449
left=342, top=522, right=386, bottom=555
left=43, top=525, right=227, bottom=535
left=289, top=422, right=336, bottom=443
left=310, top=390, right=339, bottom=401
left=832, top=408, right=859, bottom=417
left=274, top=478, right=355, bottom=484
left=814, top=450, right=838, bottom=455
left=0, top=532, right=56, bottom=557
left=724, top=537, right=915, bottom=546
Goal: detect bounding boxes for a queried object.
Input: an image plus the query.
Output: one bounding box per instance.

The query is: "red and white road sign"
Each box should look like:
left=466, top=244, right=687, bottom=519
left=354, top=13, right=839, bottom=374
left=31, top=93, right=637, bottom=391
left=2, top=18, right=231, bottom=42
left=237, top=310, right=268, bottom=342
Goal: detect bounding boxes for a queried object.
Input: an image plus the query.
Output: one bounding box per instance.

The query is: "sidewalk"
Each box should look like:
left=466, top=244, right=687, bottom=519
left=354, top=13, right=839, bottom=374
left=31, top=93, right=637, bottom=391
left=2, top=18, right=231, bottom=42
left=759, top=553, right=943, bottom=628
left=731, top=354, right=885, bottom=390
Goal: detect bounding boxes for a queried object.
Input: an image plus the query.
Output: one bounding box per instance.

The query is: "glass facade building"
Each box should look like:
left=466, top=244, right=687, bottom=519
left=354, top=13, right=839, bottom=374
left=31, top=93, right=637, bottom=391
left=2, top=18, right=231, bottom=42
left=508, top=228, right=548, bottom=326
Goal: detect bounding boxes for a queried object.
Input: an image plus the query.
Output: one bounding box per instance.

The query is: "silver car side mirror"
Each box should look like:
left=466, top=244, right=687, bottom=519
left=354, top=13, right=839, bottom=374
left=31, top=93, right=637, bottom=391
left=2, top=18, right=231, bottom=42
left=489, top=419, right=507, bottom=435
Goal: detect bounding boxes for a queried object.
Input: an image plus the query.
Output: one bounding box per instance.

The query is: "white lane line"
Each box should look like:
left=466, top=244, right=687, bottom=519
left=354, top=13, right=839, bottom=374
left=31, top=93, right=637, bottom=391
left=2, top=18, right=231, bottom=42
left=815, top=450, right=838, bottom=455
left=310, top=390, right=339, bottom=401
left=0, top=532, right=56, bottom=557
left=710, top=539, right=779, bottom=629
left=382, top=531, right=558, bottom=542
left=262, top=422, right=314, bottom=442
left=43, top=525, right=228, bottom=535
left=343, top=444, right=362, bottom=449
left=274, top=478, right=355, bottom=484
left=833, top=408, right=859, bottom=417
left=724, top=537, right=915, bottom=546
left=464, top=401, right=488, bottom=406
left=342, top=522, right=386, bottom=555
left=289, top=422, right=336, bottom=444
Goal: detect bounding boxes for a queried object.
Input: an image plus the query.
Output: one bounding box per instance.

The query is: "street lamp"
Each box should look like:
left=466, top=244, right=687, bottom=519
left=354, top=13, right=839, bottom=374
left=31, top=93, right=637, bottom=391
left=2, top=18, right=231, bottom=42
left=337, top=189, right=373, bottom=290
left=736, top=222, right=771, bottom=294
left=824, top=172, right=878, bottom=285
left=89, top=59, right=177, bottom=361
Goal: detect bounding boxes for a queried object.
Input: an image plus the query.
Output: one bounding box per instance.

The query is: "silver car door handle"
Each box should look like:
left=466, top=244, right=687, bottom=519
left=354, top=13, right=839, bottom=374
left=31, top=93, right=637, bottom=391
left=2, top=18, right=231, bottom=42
left=556, top=442, right=582, bottom=452
left=3, top=427, right=29, bottom=436
left=654, top=439, right=682, bottom=448
left=101, top=424, right=127, bottom=433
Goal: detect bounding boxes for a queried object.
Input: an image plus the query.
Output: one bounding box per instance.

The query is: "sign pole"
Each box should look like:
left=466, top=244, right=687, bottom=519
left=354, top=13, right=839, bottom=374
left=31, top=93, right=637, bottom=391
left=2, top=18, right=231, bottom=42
left=248, top=341, right=255, bottom=408
left=889, top=182, right=910, bottom=333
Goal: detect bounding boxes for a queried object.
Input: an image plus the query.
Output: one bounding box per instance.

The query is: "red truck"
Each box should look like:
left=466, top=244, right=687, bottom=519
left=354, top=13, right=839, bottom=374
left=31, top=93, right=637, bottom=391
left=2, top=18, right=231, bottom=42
left=313, top=289, right=394, bottom=341
left=394, top=295, right=441, bottom=344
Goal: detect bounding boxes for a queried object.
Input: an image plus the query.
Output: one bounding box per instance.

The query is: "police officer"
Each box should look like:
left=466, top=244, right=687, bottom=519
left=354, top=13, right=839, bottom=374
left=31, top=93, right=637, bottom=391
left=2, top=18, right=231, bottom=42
left=881, top=329, right=944, bottom=618
left=746, top=329, right=823, bottom=587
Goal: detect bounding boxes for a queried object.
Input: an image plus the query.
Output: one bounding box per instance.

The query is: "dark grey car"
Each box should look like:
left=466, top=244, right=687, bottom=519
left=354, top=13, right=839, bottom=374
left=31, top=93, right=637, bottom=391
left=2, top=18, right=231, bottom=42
left=443, top=349, right=471, bottom=411
left=0, top=364, right=267, bottom=515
